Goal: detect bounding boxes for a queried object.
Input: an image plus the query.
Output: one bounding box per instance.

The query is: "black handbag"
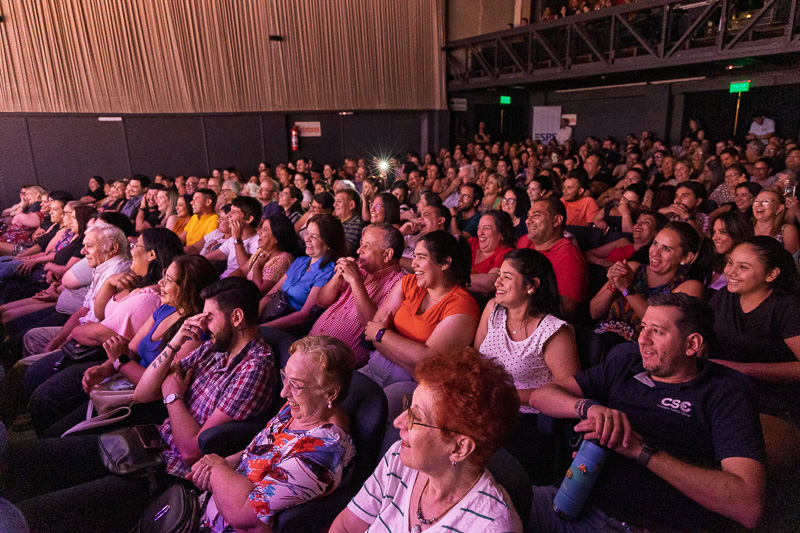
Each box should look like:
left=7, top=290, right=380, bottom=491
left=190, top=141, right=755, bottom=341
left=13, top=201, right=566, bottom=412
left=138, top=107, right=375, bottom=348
left=99, top=424, right=166, bottom=492
left=260, top=289, right=292, bottom=322
left=60, top=339, right=106, bottom=361
left=136, top=483, right=207, bottom=533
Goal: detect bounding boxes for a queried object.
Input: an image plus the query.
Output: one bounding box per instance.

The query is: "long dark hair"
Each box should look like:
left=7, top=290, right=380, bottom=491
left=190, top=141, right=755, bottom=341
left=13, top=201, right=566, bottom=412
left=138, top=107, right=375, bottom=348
left=265, top=214, right=303, bottom=258
left=503, top=249, right=562, bottom=318
left=375, top=192, right=401, bottom=225
left=137, top=228, right=184, bottom=288
left=506, top=187, right=531, bottom=220
left=419, top=230, right=472, bottom=287
left=740, top=236, right=800, bottom=294
left=660, top=221, right=713, bottom=285
left=158, top=255, right=220, bottom=349
left=711, top=211, right=754, bottom=274
left=308, top=214, right=348, bottom=267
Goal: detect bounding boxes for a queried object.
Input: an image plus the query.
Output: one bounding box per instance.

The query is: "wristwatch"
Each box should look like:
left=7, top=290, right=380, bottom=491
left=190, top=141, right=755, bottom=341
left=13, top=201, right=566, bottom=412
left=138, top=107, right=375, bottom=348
left=621, top=286, right=634, bottom=298
left=112, top=353, right=131, bottom=371
left=375, top=328, right=387, bottom=343
left=163, top=393, right=182, bottom=405
left=235, top=238, right=244, bottom=245
left=637, top=442, right=658, bottom=467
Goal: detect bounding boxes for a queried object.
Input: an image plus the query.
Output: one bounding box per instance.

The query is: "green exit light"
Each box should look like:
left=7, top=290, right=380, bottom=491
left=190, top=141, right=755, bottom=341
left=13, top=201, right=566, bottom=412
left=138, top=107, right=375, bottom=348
left=500, top=95, right=511, bottom=105
left=729, top=81, right=750, bottom=93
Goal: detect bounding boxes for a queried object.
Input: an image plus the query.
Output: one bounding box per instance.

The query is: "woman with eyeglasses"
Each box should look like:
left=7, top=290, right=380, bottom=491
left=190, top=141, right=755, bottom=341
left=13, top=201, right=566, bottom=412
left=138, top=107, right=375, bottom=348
left=41, top=255, right=220, bottom=437
left=186, top=336, right=355, bottom=532
left=331, top=347, right=522, bottom=533
left=20, top=227, right=185, bottom=437
left=709, top=163, right=748, bottom=206
left=294, top=192, right=334, bottom=238
left=501, top=187, right=531, bottom=238
left=752, top=189, right=800, bottom=256
left=368, top=192, right=402, bottom=227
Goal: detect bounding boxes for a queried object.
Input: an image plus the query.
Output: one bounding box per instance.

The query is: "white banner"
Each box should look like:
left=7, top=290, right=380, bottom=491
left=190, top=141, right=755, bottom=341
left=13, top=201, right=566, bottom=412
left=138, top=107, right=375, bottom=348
left=532, top=106, right=562, bottom=143
left=296, top=121, right=321, bottom=137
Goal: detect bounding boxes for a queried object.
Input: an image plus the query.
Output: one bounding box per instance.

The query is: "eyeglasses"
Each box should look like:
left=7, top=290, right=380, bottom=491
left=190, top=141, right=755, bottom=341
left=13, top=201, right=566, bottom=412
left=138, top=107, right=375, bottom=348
left=401, top=394, right=457, bottom=433
left=159, top=268, right=175, bottom=285
left=459, top=193, right=474, bottom=200
left=130, top=242, right=146, bottom=251
left=753, top=199, right=777, bottom=206
left=501, top=197, right=517, bottom=204
left=280, top=369, right=321, bottom=393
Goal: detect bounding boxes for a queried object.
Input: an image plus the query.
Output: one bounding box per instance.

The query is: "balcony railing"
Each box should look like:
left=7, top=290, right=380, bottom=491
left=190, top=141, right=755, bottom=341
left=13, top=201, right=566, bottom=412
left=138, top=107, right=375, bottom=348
left=446, top=0, right=800, bottom=89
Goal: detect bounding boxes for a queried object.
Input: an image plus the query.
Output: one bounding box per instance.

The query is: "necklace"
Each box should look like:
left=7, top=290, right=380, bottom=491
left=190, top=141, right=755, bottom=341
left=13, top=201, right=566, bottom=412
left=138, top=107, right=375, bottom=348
left=426, top=290, right=446, bottom=303
left=413, top=475, right=481, bottom=531
left=509, top=311, right=528, bottom=335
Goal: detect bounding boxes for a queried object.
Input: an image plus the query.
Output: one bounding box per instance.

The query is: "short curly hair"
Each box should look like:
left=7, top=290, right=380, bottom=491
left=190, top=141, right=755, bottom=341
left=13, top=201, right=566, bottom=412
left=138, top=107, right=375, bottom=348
left=415, top=347, right=519, bottom=468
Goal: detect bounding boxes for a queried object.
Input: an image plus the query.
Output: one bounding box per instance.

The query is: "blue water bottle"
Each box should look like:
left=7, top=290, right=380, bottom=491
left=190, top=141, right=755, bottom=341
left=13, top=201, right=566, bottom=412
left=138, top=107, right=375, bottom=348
left=552, top=439, right=609, bottom=520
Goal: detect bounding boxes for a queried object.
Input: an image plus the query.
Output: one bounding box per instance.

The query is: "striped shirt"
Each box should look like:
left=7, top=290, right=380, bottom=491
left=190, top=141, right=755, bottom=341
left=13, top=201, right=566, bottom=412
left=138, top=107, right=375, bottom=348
left=348, top=441, right=522, bottom=532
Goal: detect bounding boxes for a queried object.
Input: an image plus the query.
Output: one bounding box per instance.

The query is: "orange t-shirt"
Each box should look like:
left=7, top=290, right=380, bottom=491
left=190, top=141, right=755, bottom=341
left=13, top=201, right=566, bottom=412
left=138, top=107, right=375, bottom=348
left=393, top=274, right=480, bottom=343
left=563, top=197, right=600, bottom=226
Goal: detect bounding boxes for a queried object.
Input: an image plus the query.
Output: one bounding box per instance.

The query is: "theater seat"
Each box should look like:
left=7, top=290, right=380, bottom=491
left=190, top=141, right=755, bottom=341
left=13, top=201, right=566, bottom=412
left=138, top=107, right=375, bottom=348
left=487, top=447, right=532, bottom=524
left=273, top=372, right=388, bottom=532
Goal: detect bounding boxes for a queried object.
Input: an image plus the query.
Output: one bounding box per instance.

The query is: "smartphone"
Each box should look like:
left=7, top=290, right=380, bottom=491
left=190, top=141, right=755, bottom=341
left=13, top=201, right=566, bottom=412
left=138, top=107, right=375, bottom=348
left=135, top=424, right=166, bottom=449
left=785, top=186, right=796, bottom=198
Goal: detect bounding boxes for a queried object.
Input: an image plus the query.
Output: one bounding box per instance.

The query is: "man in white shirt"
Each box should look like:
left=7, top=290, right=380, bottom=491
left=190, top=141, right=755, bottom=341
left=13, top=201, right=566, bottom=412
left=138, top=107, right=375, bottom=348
left=556, top=118, right=573, bottom=145
left=204, top=196, right=260, bottom=277
left=746, top=113, right=775, bottom=145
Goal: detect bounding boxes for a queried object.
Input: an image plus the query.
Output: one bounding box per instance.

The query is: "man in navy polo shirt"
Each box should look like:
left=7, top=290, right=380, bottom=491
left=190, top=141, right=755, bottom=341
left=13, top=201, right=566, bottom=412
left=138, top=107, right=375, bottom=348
left=528, top=293, right=766, bottom=532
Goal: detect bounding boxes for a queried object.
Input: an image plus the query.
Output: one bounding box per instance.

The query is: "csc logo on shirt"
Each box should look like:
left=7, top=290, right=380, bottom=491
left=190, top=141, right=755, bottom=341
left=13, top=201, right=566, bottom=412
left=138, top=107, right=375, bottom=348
left=660, top=397, right=692, bottom=415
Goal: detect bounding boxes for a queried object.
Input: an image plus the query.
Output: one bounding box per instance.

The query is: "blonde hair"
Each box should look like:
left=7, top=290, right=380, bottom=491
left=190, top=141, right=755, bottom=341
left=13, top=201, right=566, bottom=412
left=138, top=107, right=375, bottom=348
left=288, top=335, right=356, bottom=403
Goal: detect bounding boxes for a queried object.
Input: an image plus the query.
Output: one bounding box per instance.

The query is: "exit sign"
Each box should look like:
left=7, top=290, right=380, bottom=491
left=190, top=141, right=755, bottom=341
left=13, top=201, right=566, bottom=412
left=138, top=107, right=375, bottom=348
left=729, top=81, right=750, bottom=93
left=500, top=95, right=511, bottom=105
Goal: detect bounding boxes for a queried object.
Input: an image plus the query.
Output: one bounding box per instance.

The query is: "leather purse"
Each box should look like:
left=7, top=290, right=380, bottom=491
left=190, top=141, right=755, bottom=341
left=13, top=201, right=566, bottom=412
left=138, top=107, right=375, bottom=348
left=260, top=289, right=292, bottom=322
left=137, top=483, right=207, bottom=533
left=99, top=424, right=165, bottom=491
left=60, top=339, right=106, bottom=361
left=61, top=374, right=135, bottom=437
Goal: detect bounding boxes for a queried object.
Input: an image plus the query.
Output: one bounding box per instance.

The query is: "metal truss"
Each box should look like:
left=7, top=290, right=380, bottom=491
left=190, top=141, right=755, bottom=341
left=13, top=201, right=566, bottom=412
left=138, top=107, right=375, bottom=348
left=446, top=0, right=800, bottom=89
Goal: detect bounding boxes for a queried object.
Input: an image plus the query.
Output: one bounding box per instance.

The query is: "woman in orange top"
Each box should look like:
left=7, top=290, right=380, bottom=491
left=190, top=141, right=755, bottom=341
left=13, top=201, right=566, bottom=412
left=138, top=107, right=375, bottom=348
left=469, top=210, right=516, bottom=294
left=363, top=231, right=481, bottom=417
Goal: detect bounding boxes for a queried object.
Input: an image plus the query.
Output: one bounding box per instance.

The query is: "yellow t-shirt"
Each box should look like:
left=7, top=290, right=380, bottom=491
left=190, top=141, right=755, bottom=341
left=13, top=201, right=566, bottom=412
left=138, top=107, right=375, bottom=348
left=184, top=213, right=219, bottom=246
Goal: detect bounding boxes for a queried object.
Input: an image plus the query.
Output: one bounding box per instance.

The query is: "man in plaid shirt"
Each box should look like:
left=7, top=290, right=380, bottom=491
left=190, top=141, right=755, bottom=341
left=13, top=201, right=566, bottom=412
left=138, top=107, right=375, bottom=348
left=134, top=276, right=278, bottom=477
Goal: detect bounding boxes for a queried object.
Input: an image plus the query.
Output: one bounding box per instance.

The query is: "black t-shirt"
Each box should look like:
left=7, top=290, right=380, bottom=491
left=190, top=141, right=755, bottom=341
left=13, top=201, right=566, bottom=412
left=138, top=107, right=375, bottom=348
left=85, top=188, right=105, bottom=202
left=34, top=224, right=60, bottom=251
left=574, top=347, right=765, bottom=532
left=53, top=234, right=84, bottom=266
left=710, top=288, right=800, bottom=419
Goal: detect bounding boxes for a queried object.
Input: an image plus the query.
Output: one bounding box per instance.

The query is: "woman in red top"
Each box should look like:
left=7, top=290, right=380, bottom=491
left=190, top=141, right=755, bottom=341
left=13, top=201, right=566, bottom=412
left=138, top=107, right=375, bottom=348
left=469, top=210, right=516, bottom=294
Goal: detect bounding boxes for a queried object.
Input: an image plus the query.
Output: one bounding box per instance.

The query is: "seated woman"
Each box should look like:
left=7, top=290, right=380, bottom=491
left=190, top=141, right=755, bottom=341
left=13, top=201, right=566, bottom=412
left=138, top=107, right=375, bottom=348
left=171, top=194, right=193, bottom=237
left=0, top=186, right=47, bottom=248
left=591, top=182, right=646, bottom=233
left=190, top=335, right=356, bottom=532
left=468, top=210, right=515, bottom=295
left=474, top=249, right=579, bottom=483
left=526, top=172, right=558, bottom=204
left=294, top=191, right=334, bottom=238
left=0, top=195, right=79, bottom=325
left=330, top=348, right=522, bottom=533
left=500, top=186, right=531, bottom=238
left=585, top=210, right=666, bottom=268
left=361, top=231, right=481, bottom=415
left=591, top=221, right=710, bottom=354
left=279, top=185, right=305, bottom=224
left=0, top=202, right=94, bottom=304
left=708, top=210, right=754, bottom=290
left=246, top=214, right=302, bottom=296
left=22, top=227, right=184, bottom=436
left=753, top=189, right=800, bottom=256
left=44, top=255, right=220, bottom=437
left=480, top=173, right=502, bottom=212
left=260, top=214, right=347, bottom=333
left=368, top=192, right=402, bottom=228
left=709, top=163, right=748, bottom=206
left=79, top=176, right=105, bottom=205
left=293, top=171, right=314, bottom=209
left=97, top=179, right=127, bottom=213
left=710, top=237, right=800, bottom=469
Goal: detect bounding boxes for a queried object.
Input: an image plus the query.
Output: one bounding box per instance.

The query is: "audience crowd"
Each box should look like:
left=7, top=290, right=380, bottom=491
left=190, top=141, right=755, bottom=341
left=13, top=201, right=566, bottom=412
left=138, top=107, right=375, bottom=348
left=0, top=122, right=799, bottom=532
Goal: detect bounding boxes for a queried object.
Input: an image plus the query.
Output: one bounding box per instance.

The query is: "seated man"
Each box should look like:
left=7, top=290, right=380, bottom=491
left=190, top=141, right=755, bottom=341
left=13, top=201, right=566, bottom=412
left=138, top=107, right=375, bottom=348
left=181, top=188, right=219, bottom=250
left=203, top=196, right=260, bottom=277
left=449, top=182, right=483, bottom=238
left=529, top=293, right=766, bottom=532
left=311, top=224, right=406, bottom=367
left=658, top=181, right=709, bottom=235
left=334, top=188, right=364, bottom=255
left=518, top=197, right=588, bottom=320
left=3, top=277, right=278, bottom=532
left=562, top=169, right=600, bottom=226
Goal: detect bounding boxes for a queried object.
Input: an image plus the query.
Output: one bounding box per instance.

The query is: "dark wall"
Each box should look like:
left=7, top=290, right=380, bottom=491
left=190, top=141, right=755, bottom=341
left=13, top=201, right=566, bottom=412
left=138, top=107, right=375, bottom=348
left=0, top=111, right=435, bottom=207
